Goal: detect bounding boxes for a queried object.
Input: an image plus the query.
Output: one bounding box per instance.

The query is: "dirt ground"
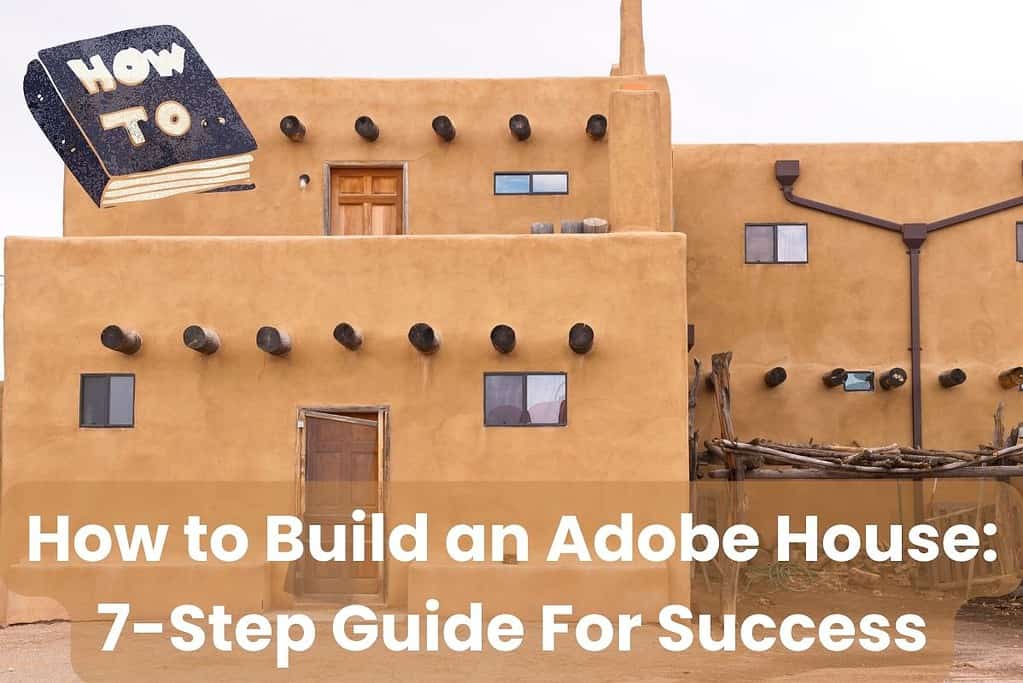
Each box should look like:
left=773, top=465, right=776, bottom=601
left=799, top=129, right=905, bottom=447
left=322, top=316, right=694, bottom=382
left=1, top=593, right=1021, bottom=682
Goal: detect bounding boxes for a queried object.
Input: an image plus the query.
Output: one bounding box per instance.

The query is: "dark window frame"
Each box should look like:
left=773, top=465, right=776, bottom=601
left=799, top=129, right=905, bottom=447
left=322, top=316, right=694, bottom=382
left=483, top=372, right=568, bottom=428
left=843, top=371, right=875, bottom=393
left=744, top=223, right=809, bottom=264
left=494, top=171, right=570, bottom=196
left=1017, top=222, right=1023, bottom=262
left=79, top=373, right=135, bottom=428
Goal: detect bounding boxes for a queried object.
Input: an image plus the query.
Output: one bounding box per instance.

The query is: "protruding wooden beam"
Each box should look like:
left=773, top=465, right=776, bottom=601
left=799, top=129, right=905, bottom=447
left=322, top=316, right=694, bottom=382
left=183, top=325, right=220, bottom=355
left=582, top=217, right=610, bottom=233
left=256, top=327, right=291, bottom=356
left=822, top=368, right=848, bottom=389
left=569, top=323, right=594, bottom=355
left=880, top=367, right=908, bottom=390
left=999, top=367, right=1023, bottom=390
left=355, top=116, right=380, bottom=142
left=409, top=323, right=440, bottom=354
left=939, top=368, right=967, bottom=389
left=509, top=114, right=531, bottom=141
left=586, top=114, right=608, bottom=140
left=764, top=367, right=787, bottom=388
left=432, top=115, right=456, bottom=142
left=101, top=325, right=142, bottom=355
left=333, top=323, right=363, bottom=351
left=279, top=115, right=306, bottom=142
left=490, top=325, right=517, bottom=354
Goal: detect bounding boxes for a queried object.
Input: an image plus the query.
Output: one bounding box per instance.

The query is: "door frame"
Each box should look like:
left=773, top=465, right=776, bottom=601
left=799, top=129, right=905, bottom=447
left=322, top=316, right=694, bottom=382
left=295, top=404, right=391, bottom=604
left=322, top=162, right=409, bottom=236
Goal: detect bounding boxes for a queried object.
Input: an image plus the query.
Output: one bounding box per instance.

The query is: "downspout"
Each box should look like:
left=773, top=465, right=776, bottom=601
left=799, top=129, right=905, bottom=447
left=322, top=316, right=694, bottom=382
left=903, top=225, right=927, bottom=449
left=774, top=160, right=1023, bottom=449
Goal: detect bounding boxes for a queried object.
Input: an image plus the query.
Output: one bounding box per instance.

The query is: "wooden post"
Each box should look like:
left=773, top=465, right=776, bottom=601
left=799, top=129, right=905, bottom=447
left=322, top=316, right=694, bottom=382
left=408, top=323, right=440, bottom=354
left=688, top=359, right=702, bottom=481
left=998, top=367, right=1023, bottom=389
left=509, top=114, right=531, bottom=141
left=490, top=325, right=516, bottom=354
left=568, top=323, right=595, bottom=355
left=764, top=367, right=787, bottom=388
left=880, top=367, right=908, bottom=390
left=183, top=325, right=220, bottom=355
left=822, top=368, right=848, bottom=388
left=710, top=351, right=745, bottom=619
left=355, top=116, right=380, bottom=142
left=939, top=368, right=967, bottom=388
left=256, top=327, right=291, bottom=356
left=586, top=114, right=608, bottom=140
left=279, top=115, right=306, bottom=142
left=333, top=323, right=363, bottom=351
left=101, top=325, right=142, bottom=355
left=912, top=479, right=928, bottom=588
left=994, top=402, right=1006, bottom=449
left=432, top=115, right=456, bottom=142
left=711, top=352, right=736, bottom=442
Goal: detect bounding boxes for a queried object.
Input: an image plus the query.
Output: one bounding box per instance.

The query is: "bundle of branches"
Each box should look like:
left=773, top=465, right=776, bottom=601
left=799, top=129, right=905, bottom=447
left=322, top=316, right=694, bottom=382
left=709, top=438, right=1023, bottom=475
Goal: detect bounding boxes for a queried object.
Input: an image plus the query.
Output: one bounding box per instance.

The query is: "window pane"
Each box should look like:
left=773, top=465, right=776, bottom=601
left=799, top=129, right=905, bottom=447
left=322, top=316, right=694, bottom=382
left=485, top=375, right=527, bottom=425
left=1017, top=223, right=1023, bottom=262
left=745, top=225, right=775, bottom=263
left=108, top=376, right=135, bottom=426
left=531, top=173, right=568, bottom=194
left=526, top=374, right=566, bottom=425
left=81, top=376, right=109, bottom=427
left=844, top=371, right=875, bottom=392
left=777, top=224, right=808, bottom=263
left=494, top=175, right=530, bottom=195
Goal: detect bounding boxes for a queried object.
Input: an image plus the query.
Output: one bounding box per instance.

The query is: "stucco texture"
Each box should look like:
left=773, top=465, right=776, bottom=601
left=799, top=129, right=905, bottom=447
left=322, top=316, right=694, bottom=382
left=1, top=233, right=688, bottom=619
left=3, top=233, right=686, bottom=484
left=63, top=76, right=672, bottom=237
left=674, top=141, right=1023, bottom=449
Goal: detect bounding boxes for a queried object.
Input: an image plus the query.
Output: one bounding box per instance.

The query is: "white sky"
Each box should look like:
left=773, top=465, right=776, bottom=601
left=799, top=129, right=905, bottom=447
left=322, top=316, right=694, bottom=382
left=1, top=0, right=1023, bottom=375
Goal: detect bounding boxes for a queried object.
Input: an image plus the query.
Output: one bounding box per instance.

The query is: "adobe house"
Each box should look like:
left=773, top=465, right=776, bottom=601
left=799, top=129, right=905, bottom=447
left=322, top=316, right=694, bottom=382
left=3, top=0, right=1023, bottom=625
left=0, top=1, right=687, bottom=625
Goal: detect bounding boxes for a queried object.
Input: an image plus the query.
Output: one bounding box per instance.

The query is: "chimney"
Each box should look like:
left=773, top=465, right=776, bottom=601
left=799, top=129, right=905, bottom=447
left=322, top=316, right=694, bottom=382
left=618, top=0, right=647, bottom=76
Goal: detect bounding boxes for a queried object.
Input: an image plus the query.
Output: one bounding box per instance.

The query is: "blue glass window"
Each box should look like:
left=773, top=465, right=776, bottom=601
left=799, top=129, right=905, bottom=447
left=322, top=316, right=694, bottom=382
left=844, top=371, right=875, bottom=393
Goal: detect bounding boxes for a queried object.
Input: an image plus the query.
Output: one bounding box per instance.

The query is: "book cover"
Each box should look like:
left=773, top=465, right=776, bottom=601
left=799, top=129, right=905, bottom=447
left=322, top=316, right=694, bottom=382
left=24, top=25, right=257, bottom=207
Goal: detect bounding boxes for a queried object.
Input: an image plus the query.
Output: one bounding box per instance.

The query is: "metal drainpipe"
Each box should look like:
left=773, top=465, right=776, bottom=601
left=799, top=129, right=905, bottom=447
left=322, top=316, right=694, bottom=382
left=903, top=224, right=928, bottom=449
left=775, top=159, right=1023, bottom=450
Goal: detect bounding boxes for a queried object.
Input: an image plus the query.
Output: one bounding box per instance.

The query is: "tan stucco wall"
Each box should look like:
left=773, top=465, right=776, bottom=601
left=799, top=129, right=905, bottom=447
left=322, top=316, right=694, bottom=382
left=1, top=233, right=688, bottom=614
left=63, top=76, right=672, bottom=237
left=675, top=141, right=1023, bottom=449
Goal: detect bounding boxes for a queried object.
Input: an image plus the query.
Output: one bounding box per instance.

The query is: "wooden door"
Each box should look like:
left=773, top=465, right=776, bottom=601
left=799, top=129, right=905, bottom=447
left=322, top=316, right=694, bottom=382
left=303, top=413, right=380, bottom=597
left=329, top=167, right=404, bottom=235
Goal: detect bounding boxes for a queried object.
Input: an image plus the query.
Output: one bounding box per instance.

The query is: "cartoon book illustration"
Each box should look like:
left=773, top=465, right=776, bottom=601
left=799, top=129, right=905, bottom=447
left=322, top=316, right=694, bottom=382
left=24, top=25, right=257, bottom=208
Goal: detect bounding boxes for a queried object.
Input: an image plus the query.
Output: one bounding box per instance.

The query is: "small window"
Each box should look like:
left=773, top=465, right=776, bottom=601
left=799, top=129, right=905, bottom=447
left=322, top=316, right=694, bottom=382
left=745, top=224, right=808, bottom=264
left=844, top=371, right=875, bottom=393
left=494, top=172, right=569, bottom=196
left=484, top=373, right=567, bottom=427
left=80, top=374, right=135, bottom=427
left=1017, top=222, right=1023, bottom=262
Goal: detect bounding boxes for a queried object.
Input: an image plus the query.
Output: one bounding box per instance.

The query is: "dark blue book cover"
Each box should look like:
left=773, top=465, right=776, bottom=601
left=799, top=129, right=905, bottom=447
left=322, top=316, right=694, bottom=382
left=25, top=25, right=257, bottom=207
